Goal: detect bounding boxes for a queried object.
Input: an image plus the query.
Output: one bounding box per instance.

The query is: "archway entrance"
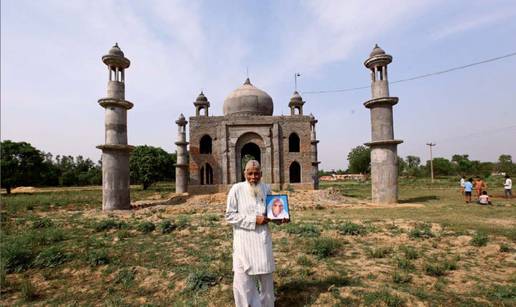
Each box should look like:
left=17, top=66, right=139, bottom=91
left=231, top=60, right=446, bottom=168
left=240, top=142, right=261, bottom=181
left=289, top=161, right=301, bottom=183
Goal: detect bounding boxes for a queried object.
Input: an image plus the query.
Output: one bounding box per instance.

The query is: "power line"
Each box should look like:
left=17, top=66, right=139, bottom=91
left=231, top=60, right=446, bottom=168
left=434, top=124, right=516, bottom=143
left=302, top=51, right=516, bottom=95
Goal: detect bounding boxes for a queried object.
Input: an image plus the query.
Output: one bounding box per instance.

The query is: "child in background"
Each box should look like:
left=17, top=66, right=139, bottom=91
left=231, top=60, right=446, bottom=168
left=477, top=191, right=491, bottom=205
left=464, top=178, right=473, bottom=203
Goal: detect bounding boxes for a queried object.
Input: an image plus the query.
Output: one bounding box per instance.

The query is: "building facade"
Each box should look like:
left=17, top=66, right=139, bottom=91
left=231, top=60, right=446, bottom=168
left=179, top=78, right=320, bottom=194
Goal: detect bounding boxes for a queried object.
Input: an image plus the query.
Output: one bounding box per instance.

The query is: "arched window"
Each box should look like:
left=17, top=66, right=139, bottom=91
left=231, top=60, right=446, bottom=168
left=289, top=133, right=300, bottom=152
left=289, top=161, right=301, bottom=183
left=200, top=135, right=212, bottom=154
left=199, top=163, right=214, bottom=185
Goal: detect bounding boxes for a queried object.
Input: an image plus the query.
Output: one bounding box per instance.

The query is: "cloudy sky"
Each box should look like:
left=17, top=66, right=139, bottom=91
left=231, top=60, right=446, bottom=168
left=2, top=0, right=515, bottom=170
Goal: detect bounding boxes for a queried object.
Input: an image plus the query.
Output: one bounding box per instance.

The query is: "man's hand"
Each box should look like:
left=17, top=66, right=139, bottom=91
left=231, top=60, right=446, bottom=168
left=272, top=218, right=290, bottom=225
left=256, top=215, right=269, bottom=225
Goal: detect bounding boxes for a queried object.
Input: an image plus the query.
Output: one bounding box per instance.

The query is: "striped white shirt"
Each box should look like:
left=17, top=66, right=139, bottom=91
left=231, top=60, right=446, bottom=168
left=225, top=181, right=275, bottom=275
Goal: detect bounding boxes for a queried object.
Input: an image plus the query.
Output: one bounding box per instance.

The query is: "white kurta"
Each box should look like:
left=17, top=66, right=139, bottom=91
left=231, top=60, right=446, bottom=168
left=225, top=182, right=275, bottom=275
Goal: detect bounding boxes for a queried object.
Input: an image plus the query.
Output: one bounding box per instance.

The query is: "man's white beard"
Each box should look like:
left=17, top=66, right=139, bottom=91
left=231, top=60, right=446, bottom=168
left=248, top=181, right=263, bottom=201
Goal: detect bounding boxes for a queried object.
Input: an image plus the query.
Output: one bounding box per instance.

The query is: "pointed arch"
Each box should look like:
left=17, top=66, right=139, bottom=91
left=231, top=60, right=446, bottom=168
left=289, top=133, right=300, bottom=152
left=289, top=161, right=301, bottom=183
left=199, top=163, right=213, bottom=185
left=200, top=135, right=212, bottom=154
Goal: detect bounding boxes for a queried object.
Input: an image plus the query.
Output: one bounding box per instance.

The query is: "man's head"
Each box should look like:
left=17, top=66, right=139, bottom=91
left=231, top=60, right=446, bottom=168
left=272, top=198, right=284, bottom=217
left=245, top=160, right=262, bottom=185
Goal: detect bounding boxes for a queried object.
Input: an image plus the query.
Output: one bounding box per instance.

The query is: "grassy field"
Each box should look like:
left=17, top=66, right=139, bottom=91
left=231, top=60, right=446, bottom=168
left=1, top=178, right=515, bottom=306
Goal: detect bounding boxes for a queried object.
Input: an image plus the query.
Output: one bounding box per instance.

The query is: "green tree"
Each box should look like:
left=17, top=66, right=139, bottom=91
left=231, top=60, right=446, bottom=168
left=347, top=146, right=371, bottom=174
left=1, top=140, right=45, bottom=194
left=451, top=154, right=473, bottom=175
left=405, top=155, right=422, bottom=177
left=427, top=157, right=454, bottom=176
left=497, top=154, right=514, bottom=174
left=129, top=145, right=176, bottom=190
left=398, top=156, right=407, bottom=176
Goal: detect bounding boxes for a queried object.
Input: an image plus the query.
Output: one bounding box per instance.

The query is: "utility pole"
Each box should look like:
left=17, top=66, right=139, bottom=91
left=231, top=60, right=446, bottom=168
left=294, top=73, right=301, bottom=91
left=426, top=143, right=436, bottom=183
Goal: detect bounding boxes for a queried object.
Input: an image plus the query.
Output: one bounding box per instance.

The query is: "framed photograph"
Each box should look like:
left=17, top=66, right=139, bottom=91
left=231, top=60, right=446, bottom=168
left=266, top=194, right=290, bottom=220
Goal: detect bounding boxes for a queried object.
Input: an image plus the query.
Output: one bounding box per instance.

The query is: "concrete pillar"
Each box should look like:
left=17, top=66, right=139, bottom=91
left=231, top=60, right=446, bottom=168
left=363, top=44, right=403, bottom=204
left=310, top=115, right=320, bottom=189
left=175, top=114, right=189, bottom=194
left=97, top=43, right=134, bottom=211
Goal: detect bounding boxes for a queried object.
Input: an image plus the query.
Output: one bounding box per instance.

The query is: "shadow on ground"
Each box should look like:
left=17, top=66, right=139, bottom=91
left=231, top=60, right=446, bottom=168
left=275, top=275, right=357, bottom=306
left=399, top=195, right=439, bottom=203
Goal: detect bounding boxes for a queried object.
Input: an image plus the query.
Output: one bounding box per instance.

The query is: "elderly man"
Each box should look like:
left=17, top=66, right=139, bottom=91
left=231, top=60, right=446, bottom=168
left=225, top=160, right=275, bottom=307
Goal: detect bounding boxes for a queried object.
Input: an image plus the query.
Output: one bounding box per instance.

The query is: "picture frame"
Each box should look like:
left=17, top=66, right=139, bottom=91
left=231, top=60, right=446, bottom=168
left=266, top=194, right=290, bottom=220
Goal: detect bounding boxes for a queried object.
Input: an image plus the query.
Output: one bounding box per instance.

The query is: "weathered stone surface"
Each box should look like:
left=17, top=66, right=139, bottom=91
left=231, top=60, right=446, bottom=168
left=364, top=45, right=403, bottom=204
left=184, top=81, right=319, bottom=194
left=98, top=44, right=133, bottom=210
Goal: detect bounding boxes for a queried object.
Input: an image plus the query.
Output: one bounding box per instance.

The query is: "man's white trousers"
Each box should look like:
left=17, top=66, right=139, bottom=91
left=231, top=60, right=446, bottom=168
left=233, top=268, right=274, bottom=307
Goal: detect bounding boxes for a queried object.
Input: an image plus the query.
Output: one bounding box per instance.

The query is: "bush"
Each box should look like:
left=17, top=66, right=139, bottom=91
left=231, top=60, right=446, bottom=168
left=176, top=215, right=190, bottom=229
left=33, top=246, right=69, bottom=268
left=425, top=263, right=445, bottom=276
left=284, top=223, right=321, bottom=237
left=392, top=270, right=412, bottom=284
left=409, top=223, right=434, bottom=239
left=114, top=268, right=136, bottom=288
left=0, top=262, right=7, bottom=288
left=184, top=269, right=218, bottom=292
left=309, top=237, right=341, bottom=259
left=366, top=246, right=392, bottom=258
left=499, top=243, right=510, bottom=253
left=159, top=220, right=176, bottom=234
left=2, top=241, right=34, bottom=273
left=338, top=221, right=366, bottom=236
left=471, top=232, right=489, bottom=247
left=396, top=257, right=415, bottom=271
left=296, top=255, right=313, bottom=266
left=31, top=217, right=53, bottom=229
left=87, top=249, right=110, bottom=266
left=94, top=219, right=127, bottom=232
left=20, top=278, right=38, bottom=302
left=137, top=221, right=155, bottom=233
left=399, top=245, right=419, bottom=260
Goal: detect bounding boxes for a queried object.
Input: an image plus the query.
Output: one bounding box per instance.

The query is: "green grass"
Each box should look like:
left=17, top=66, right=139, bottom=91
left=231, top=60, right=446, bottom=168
left=1, top=178, right=515, bottom=305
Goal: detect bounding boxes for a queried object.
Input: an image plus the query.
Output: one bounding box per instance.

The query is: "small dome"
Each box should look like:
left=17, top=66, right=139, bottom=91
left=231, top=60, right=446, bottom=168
left=290, top=91, right=303, bottom=102
left=196, top=91, right=208, bottom=102
left=108, top=43, right=124, bottom=57
left=223, top=78, right=273, bottom=116
left=370, top=44, right=385, bottom=57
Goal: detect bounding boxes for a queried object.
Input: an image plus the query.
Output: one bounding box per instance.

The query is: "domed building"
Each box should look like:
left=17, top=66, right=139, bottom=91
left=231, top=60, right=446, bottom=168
left=176, top=78, right=320, bottom=194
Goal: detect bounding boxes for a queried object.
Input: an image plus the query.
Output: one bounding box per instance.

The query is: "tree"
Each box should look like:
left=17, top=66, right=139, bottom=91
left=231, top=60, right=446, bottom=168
left=398, top=156, right=407, bottom=176
left=451, top=154, right=473, bottom=175
left=1, top=140, right=45, bottom=194
left=129, top=145, right=176, bottom=190
left=405, top=155, right=422, bottom=177
left=427, top=157, right=454, bottom=176
left=497, top=154, right=514, bottom=174
left=347, top=146, right=371, bottom=174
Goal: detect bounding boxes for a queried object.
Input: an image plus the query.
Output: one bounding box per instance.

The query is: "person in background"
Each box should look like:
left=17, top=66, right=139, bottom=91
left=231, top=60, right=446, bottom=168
left=504, top=174, right=512, bottom=199
left=477, top=191, right=491, bottom=205
left=460, top=175, right=466, bottom=196
left=464, top=178, right=473, bottom=203
left=474, top=176, right=486, bottom=199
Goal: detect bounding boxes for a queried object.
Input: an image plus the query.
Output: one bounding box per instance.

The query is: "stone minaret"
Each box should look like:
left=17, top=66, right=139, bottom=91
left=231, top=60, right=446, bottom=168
left=97, top=43, right=134, bottom=210
left=310, top=113, right=320, bottom=189
left=289, top=91, right=305, bottom=115
left=175, top=113, right=189, bottom=194
left=363, top=44, right=403, bottom=204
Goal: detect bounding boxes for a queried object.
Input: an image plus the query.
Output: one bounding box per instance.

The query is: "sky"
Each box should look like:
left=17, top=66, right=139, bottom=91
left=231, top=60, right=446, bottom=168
left=2, top=0, right=516, bottom=170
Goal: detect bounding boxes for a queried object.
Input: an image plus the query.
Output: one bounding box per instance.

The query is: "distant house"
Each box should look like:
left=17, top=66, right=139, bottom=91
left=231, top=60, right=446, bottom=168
left=319, top=174, right=367, bottom=182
